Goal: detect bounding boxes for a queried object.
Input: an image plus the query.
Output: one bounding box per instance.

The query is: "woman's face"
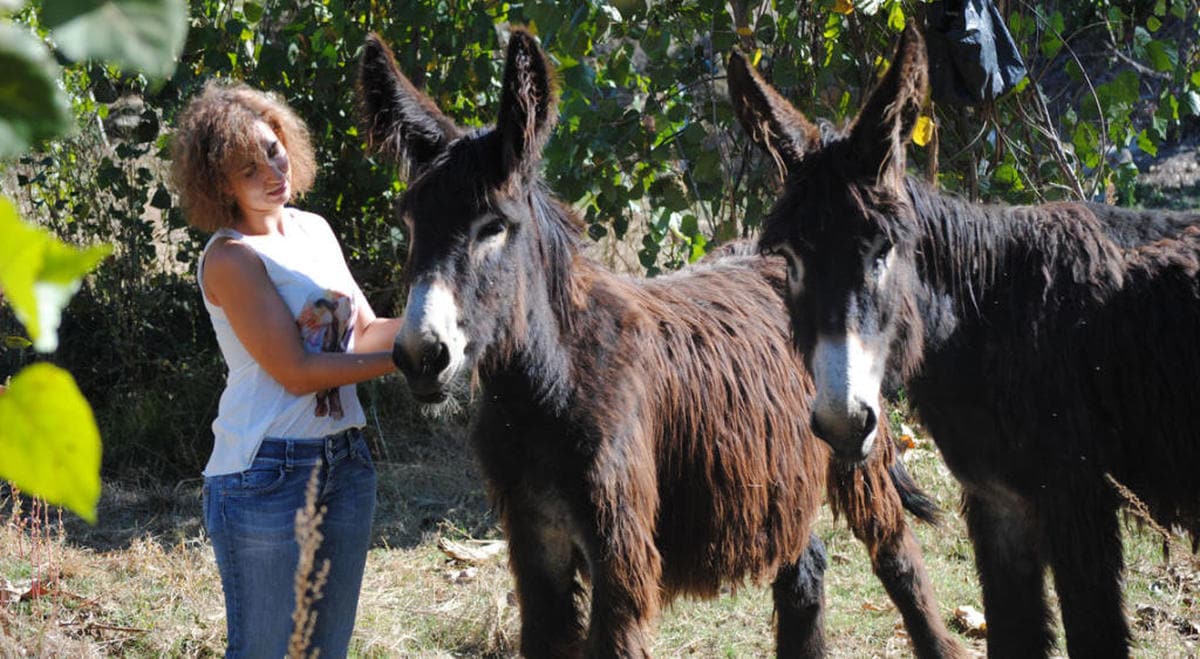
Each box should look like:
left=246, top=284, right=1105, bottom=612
left=227, top=119, right=291, bottom=217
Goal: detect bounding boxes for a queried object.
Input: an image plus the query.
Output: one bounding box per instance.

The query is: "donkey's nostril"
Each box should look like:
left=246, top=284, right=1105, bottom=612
left=809, top=413, right=827, bottom=441
left=859, top=403, right=877, bottom=442
left=392, top=342, right=413, bottom=374
left=421, top=342, right=451, bottom=377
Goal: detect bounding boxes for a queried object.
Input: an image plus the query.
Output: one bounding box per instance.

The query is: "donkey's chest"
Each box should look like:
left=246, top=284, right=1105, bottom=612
left=910, top=340, right=1111, bottom=493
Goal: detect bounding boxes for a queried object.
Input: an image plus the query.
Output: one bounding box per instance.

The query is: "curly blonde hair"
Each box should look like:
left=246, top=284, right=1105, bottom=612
left=169, top=80, right=317, bottom=232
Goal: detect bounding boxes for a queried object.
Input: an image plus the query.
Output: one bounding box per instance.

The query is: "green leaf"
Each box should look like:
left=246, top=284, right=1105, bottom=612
left=0, top=196, right=111, bottom=352
left=886, top=1, right=905, bottom=31
left=1040, top=33, right=1063, bottom=59
left=993, top=163, right=1024, bottom=191
left=242, top=1, right=264, bottom=23
left=1137, top=129, right=1158, bottom=157
left=1145, top=39, right=1176, bottom=72
left=150, top=184, right=172, bottom=210
left=0, top=363, right=102, bottom=523
left=3, top=335, right=32, bottom=349
left=1072, top=122, right=1101, bottom=169
left=44, top=0, right=189, bottom=79
left=1183, top=91, right=1200, bottom=117
left=1146, top=16, right=1162, bottom=32
left=0, top=24, right=74, bottom=159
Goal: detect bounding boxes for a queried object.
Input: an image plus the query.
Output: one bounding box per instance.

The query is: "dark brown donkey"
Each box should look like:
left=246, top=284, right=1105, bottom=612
left=359, top=30, right=965, bottom=657
left=730, top=25, right=1200, bottom=659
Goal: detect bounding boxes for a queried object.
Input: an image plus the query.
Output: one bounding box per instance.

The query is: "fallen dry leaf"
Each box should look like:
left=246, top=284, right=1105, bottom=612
left=437, top=537, right=507, bottom=564
left=0, top=578, right=51, bottom=604
left=953, top=605, right=987, bottom=638
left=445, top=567, right=478, bottom=585
left=0, top=580, right=24, bottom=605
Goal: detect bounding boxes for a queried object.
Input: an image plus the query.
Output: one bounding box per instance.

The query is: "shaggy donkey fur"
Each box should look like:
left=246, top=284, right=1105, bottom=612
left=730, top=24, right=1200, bottom=659
left=359, top=29, right=965, bottom=658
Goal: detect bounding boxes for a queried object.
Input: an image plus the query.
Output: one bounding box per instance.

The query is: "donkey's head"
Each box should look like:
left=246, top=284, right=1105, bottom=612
left=729, top=26, right=927, bottom=460
left=358, top=30, right=573, bottom=403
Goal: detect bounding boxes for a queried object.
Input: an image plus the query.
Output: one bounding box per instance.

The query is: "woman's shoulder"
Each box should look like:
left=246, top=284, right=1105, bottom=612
left=200, top=236, right=272, bottom=306
left=203, top=236, right=267, bottom=282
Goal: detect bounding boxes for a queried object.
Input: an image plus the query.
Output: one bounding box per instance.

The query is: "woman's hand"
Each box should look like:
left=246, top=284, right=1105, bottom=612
left=203, top=238, right=395, bottom=395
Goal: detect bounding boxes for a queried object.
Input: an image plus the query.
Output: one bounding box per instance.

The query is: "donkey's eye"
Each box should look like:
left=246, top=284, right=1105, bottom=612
left=868, top=238, right=892, bottom=274
left=477, top=219, right=506, bottom=241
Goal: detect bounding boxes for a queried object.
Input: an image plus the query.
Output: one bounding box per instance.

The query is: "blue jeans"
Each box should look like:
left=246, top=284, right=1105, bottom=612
left=203, top=428, right=377, bottom=658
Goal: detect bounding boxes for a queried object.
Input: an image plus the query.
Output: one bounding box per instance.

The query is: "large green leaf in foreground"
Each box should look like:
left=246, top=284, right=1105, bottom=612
left=0, top=23, right=73, bottom=159
left=0, top=363, right=102, bottom=523
left=0, top=196, right=111, bottom=352
left=43, top=0, right=188, bottom=79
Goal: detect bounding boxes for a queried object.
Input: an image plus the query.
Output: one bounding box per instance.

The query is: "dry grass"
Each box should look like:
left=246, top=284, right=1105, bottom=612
left=1, top=418, right=1197, bottom=657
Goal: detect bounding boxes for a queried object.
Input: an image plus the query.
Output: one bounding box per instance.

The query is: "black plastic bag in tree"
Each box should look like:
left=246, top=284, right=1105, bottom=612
left=927, top=0, right=1028, bottom=105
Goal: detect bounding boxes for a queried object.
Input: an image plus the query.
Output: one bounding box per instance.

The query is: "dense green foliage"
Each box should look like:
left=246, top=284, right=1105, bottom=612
left=0, top=0, right=189, bottom=518
left=3, top=0, right=1199, bottom=479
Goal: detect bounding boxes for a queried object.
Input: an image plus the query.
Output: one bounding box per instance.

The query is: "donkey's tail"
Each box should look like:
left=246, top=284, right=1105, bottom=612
left=888, top=458, right=941, bottom=526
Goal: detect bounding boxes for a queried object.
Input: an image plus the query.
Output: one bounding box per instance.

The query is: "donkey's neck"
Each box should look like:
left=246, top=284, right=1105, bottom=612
left=480, top=189, right=584, bottom=413
left=482, top=253, right=575, bottom=413
left=903, top=178, right=1124, bottom=340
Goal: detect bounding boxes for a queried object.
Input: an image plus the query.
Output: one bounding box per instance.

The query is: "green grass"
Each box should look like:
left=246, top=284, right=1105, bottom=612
left=1, top=410, right=1197, bottom=657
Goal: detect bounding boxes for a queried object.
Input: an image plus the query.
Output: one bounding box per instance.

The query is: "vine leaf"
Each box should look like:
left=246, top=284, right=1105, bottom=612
left=0, top=24, right=73, bottom=158
left=0, top=196, right=111, bottom=352
left=43, top=0, right=188, bottom=79
left=912, top=115, right=934, bottom=147
left=0, top=363, right=102, bottom=523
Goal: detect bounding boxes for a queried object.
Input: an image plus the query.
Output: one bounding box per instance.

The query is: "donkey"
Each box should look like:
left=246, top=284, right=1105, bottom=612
left=729, top=24, right=1200, bottom=658
left=359, top=29, right=966, bottom=658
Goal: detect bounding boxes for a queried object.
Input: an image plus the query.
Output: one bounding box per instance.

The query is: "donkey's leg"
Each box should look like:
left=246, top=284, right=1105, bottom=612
left=772, top=533, right=827, bottom=658
left=834, top=449, right=965, bottom=657
left=864, top=525, right=968, bottom=658
left=584, top=439, right=660, bottom=659
left=505, top=494, right=587, bottom=659
left=585, top=530, right=659, bottom=658
left=1044, top=497, right=1129, bottom=658
left=963, top=492, right=1054, bottom=658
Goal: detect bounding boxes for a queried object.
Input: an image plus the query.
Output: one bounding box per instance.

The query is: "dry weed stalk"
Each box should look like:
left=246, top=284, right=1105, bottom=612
left=4, top=486, right=61, bottom=599
left=6, top=487, right=25, bottom=560
left=288, top=463, right=330, bottom=659
left=1105, top=473, right=1199, bottom=569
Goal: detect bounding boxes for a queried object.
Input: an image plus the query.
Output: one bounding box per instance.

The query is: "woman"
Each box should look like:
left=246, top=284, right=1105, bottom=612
left=170, top=81, right=398, bottom=657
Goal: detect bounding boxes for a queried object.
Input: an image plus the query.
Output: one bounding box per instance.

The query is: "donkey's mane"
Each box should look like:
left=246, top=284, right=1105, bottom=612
left=900, top=178, right=1125, bottom=321
left=527, top=181, right=585, bottom=327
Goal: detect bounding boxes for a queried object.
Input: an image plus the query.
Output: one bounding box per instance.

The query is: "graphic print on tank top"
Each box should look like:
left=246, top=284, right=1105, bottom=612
left=296, top=289, right=355, bottom=419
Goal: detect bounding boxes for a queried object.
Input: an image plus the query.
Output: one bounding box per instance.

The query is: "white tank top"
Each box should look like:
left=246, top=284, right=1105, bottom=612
left=198, top=209, right=367, bottom=476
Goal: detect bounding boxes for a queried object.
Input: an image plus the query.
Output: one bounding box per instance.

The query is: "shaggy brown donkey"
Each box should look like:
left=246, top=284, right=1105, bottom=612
left=730, top=24, right=1200, bottom=659
left=359, top=30, right=965, bottom=658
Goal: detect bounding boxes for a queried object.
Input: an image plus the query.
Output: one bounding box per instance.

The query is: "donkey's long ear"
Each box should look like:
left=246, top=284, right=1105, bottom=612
left=357, top=33, right=463, bottom=176
left=847, top=25, right=928, bottom=180
left=497, top=28, right=557, bottom=180
left=727, top=49, right=820, bottom=175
